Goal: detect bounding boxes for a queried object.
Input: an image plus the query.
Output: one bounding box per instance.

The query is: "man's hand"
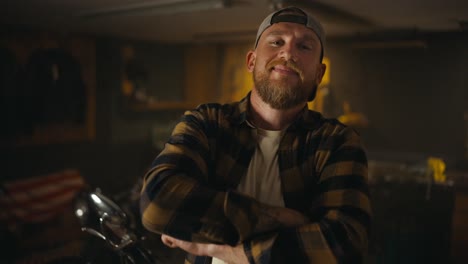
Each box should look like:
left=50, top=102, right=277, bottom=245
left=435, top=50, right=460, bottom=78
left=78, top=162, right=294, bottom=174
left=161, top=234, right=248, bottom=264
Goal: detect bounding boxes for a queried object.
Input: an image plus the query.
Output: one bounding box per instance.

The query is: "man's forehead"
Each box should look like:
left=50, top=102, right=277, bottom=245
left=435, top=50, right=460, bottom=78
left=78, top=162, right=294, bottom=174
left=262, top=22, right=321, bottom=42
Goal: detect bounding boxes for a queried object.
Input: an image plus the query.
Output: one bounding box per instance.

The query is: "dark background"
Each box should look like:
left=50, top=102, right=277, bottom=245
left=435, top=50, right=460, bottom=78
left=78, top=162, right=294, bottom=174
left=1, top=18, right=467, bottom=264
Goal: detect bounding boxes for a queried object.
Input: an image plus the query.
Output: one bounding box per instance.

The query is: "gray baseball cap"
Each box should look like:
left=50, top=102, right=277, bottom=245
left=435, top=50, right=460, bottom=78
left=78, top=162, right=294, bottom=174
left=254, top=6, right=325, bottom=61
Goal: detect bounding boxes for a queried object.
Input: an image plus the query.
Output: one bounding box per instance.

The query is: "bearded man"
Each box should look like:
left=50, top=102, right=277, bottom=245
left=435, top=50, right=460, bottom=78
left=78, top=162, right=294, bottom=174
left=140, top=6, right=371, bottom=264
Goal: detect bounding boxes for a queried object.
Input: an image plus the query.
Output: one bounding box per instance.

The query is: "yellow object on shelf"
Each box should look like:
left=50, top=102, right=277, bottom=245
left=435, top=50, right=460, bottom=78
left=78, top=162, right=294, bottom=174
left=427, top=157, right=446, bottom=183
left=337, top=101, right=369, bottom=128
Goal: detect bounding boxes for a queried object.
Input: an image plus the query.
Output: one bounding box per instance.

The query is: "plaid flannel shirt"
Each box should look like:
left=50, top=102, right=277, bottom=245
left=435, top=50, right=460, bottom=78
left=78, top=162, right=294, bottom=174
left=140, top=93, right=371, bottom=263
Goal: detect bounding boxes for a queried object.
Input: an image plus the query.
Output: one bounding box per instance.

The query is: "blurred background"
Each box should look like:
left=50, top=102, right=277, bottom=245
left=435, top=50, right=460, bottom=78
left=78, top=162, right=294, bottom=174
left=1, top=0, right=467, bottom=263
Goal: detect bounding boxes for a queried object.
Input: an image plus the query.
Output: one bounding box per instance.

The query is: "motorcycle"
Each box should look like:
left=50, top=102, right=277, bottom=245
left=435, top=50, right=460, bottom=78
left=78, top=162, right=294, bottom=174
left=71, top=187, right=156, bottom=264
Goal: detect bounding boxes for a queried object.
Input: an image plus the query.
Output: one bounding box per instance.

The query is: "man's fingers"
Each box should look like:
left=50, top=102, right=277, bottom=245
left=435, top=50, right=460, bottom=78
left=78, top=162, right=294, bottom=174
left=160, top=234, right=207, bottom=256
left=161, top=235, right=199, bottom=253
left=161, top=234, right=177, bottom=248
left=160, top=234, right=247, bottom=263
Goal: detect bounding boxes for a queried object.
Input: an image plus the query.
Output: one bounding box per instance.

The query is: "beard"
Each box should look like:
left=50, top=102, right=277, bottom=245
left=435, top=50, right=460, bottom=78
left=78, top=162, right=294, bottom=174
left=253, top=59, right=317, bottom=110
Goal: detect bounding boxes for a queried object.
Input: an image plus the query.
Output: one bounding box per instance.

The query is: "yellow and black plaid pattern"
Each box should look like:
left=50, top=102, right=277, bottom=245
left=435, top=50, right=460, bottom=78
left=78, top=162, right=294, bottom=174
left=141, top=93, right=371, bottom=263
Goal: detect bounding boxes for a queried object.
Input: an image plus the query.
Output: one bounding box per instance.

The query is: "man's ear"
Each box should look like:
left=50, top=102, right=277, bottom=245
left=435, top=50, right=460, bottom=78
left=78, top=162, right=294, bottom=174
left=316, top=63, right=327, bottom=84
left=246, top=50, right=256, bottom=73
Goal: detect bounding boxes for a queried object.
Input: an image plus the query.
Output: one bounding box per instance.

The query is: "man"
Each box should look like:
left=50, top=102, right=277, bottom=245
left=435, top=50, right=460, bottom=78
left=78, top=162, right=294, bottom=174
left=140, top=6, right=371, bottom=264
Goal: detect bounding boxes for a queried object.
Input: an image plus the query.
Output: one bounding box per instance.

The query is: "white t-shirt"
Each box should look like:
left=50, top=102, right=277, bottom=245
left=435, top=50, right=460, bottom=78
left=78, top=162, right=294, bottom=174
left=212, top=127, right=285, bottom=264
left=237, top=127, right=285, bottom=207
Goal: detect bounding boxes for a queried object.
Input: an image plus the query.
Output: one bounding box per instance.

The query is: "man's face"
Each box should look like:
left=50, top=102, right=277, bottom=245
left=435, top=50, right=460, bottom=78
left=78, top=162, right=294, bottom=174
left=247, top=21, right=326, bottom=109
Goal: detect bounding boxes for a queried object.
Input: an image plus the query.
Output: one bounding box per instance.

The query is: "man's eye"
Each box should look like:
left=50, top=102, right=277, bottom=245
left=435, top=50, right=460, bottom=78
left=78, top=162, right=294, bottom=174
left=300, top=44, right=313, bottom=50
left=270, top=40, right=282, bottom=46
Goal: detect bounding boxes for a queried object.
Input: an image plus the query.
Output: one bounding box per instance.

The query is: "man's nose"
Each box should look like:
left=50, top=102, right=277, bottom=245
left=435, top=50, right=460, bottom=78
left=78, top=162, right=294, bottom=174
left=279, top=43, right=297, bottom=62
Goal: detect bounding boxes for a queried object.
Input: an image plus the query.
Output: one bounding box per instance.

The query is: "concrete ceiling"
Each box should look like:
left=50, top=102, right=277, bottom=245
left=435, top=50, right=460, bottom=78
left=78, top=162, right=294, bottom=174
left=2, top=0, right=468, bottom=43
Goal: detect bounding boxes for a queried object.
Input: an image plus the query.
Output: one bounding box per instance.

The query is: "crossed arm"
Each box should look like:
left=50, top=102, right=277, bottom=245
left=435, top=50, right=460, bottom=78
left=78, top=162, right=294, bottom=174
left=141, top=160, right=370, bottom=263
left=140, top=169, right=310, bottom=262
left=159, top=205, right=308, bottom=263
left=155, top=179, right=309, bottom=263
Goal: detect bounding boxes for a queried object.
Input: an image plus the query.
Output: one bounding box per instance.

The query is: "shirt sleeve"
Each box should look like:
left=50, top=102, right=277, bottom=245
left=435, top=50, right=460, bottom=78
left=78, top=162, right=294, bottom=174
left=140, top=108, right=235, bottom=245
left=243, top=126, right=372, bottom=263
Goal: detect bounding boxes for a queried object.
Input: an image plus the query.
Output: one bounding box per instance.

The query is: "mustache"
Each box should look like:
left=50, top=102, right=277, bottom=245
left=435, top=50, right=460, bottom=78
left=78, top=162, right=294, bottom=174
left=266, top=59, right=304, bottom=80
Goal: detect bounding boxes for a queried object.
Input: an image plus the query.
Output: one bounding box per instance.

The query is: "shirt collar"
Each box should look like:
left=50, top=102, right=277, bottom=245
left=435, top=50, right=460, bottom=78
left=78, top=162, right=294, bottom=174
left=229, top=92, right=250, bottom=125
